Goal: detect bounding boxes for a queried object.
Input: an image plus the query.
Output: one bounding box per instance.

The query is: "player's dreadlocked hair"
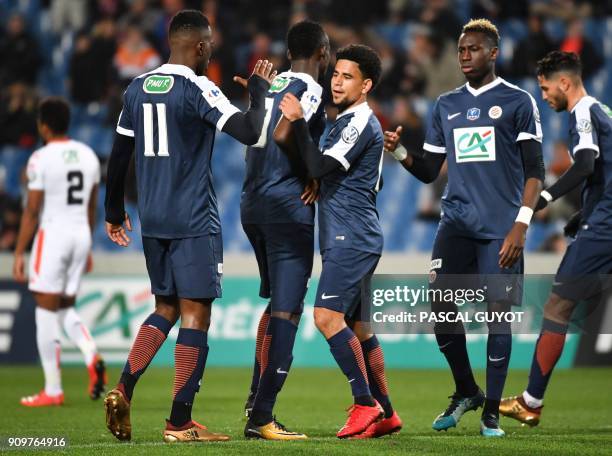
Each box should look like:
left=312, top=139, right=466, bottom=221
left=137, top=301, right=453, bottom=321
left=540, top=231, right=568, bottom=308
left=38, top=97, right=70, bottom=134
left=287, top=20, right=327, bottom=60
left=169, top=9, right=210, bottom=36
left=336, top=44, right=382, bottom=88
left=462, top=18, right=500, bottom=48
left=536, top=51, right=582, bottom=79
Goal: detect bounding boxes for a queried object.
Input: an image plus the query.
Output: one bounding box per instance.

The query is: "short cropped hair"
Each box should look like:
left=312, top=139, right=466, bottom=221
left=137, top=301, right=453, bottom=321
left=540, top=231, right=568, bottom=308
left=536, top=50, right=582, bottom=79
left=336, top=44, right=382, bottom=88
left=169, top=9, right=210, bottom=37
left=462, top=18, right=500, bottom=48
left=287, top=20, right=327, bottom=60
left=38, top=97, right=70, bottom=134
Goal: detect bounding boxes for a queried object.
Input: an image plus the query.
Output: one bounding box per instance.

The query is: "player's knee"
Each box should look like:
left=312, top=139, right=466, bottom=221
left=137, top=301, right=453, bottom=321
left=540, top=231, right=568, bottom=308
left=543, top=294, right=575, bottom=324
left=314, top=308, right=342, bottom=335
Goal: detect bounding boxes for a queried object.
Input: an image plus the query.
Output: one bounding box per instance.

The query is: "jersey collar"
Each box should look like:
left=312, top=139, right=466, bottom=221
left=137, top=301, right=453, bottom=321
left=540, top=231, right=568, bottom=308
left=144, top=63, right=196, bottom=79
left=570, top=95, right=597, bottom=113
left=336, top=101, right=371, bottom=119
left=465, top=77, right=504, bottom=97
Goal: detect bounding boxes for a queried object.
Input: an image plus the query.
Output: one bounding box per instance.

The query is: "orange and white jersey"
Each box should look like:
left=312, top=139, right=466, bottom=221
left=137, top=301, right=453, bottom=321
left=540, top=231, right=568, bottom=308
left=26, top=139, right=100, bottom=225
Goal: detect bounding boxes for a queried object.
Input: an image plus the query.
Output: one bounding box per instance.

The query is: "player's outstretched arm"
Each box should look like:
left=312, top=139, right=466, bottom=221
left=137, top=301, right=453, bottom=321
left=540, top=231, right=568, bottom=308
left=384, top=126, right=445, bottom=183
left=223, top=59, right=276, bottom=145
left=13, top=190, right=43, bottom=282
left=104, top=133, right=135, bottom=247
left=498, top=139, right=545, bottom=268
left=279, top=93, right=340, bottom=179
left=535, top=148, right=596, bottom=211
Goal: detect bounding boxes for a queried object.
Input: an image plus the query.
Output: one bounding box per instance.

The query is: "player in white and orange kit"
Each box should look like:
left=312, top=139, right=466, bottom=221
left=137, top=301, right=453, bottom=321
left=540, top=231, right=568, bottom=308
left=13, top=97, right=106, bottom=406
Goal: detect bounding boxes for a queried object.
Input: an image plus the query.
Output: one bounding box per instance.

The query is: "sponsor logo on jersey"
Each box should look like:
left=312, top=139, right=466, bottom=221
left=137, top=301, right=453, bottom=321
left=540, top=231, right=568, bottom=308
left=488, top=105, right=502, bottom=119
left=577, top=118, right=593, bottom=134
left=600, top=103, right=612, bottom=118
left=453, top=126, right=496, bottom=163
left=143, top=75, right=174, bottom=94
left=62, top=150, right=79, bottom=164
left=467, top=107, right=480, bottom=121
left=341, top=125, right=359, bottom=144
left=269, top=76, right=290, bottom=93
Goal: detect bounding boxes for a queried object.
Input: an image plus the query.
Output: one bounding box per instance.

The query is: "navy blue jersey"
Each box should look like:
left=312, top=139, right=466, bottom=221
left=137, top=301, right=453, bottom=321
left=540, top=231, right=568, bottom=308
left=241, top=71, right=324, bottom=225
left=569, top=96, right=612, bottom=240
left=319, top=102, right=384, bottom=254
left=424, top=78, right=542, bottom=239
left=116, top=64, right=240, bottom=238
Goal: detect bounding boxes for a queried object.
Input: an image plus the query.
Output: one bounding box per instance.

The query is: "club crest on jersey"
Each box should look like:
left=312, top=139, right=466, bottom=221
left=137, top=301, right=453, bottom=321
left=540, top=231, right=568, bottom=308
left=143, top=75, right=174, bottom=94
left=453, top=126, right=496, bottom=163
left=488, top=105, right=502, bottom=119
left=467, top=107, right=480, bottom=121
left=341, top=126, right=359, bottom=144
left=269, top=76, right=290, bottom=93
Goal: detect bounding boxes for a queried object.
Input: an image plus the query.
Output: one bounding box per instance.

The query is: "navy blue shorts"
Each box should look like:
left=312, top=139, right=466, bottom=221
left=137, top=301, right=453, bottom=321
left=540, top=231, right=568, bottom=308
left=430, top=223, right=524, bottom=306
left=243, top=223, right=313, bottom=314
left=553, top=235, right=612, bottom=301
left=142, top=234, right=223, bottom=299
left=315, top=248, right=380, bottom=321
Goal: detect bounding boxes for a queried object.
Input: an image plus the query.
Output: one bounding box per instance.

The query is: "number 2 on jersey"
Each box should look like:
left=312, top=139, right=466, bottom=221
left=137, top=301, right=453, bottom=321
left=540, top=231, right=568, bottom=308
left=67, top=171, right=83, bottom=205
left=143, top=103, right=169, bottom=157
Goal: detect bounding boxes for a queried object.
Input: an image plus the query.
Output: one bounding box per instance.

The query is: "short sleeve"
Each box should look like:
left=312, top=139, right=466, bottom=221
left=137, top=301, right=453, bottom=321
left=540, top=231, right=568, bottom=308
left=299, top=90, right=322, bottom=122
left=515, top=93, right=543, bottom=143
left=26, top=151, right=44, bottom=190
left=571, top=104, right=600, bottom=158
left=323, top=115, right=372, bottom=171
left=116, top=89, right=135, bottom=137
left=423, top=98, right=446, bottom=154
left=93, top=155, right=101, bottom=185
left=193, top=77, right=240, bottom=131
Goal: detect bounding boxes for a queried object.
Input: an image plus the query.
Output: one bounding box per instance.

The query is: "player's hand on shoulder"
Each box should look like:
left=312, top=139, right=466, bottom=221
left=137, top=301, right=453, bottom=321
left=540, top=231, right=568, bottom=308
left=105, top=213, right=132, bottom=247
left=301, top=178, right=320, bottom=205
left=498, top=222, right=527, bottom=268
left=279, top=93, right=303, bottom=121
left=12, top=253, right=26, bottom=283
left=383, top=126, right=403, bottom=153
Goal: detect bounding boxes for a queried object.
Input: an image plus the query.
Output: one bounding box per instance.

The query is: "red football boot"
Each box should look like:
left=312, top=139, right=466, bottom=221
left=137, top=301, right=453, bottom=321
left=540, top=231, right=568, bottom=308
left=352, top=411, right=403, bottom=439
left=87, top=354, right=107, bottom=400
left=336, top=403, right=383, bottom=439
left=20, top=390, right=64, bottom=407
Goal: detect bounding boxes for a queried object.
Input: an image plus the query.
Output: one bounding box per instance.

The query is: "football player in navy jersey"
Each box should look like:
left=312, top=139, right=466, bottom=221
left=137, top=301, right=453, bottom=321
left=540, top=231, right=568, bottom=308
left=103, top=10, right=275, bottom=443
left=279, top=44, right=402, bottom=439
left=501, top=51, right=612, bottom=426
left=384, top=19, right=545, bottom=437
left=241, top=21, right=330, bottom=441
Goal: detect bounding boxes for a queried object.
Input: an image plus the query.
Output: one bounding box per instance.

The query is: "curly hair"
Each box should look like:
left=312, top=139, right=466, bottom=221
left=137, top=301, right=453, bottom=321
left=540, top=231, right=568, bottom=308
left=536, top=51, right=582, bottom=79
left=336, top=44, right=382, bottom=88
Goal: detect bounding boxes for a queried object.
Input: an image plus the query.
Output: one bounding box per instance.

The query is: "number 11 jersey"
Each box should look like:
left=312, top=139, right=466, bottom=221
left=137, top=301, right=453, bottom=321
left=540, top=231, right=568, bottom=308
left=116, top=63, right=241, bottom=238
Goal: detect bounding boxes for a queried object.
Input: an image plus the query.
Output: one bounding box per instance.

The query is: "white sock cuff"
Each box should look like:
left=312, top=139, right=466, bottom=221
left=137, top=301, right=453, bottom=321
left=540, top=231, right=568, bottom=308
left=523, top=390, right=543, bottom=408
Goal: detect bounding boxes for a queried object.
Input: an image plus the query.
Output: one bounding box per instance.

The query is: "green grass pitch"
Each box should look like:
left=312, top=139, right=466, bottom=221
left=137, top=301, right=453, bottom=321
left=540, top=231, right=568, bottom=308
left=1, top=366, right=611, bottom=455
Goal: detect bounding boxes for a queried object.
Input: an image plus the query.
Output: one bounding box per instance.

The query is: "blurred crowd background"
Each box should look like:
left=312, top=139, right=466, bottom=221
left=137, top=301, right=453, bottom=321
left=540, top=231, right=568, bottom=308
left=1, top=0, right=611, bottom=254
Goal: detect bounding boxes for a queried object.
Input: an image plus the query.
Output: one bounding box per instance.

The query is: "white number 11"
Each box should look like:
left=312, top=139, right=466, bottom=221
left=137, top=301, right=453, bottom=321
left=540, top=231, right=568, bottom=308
left=143, top=103, right=169, bottom=157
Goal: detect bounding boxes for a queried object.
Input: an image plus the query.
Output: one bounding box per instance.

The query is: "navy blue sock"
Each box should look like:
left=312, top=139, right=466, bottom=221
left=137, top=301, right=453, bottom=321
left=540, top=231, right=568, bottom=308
left=486, top=320, right=512, bottom=404
left=327, top=327, right=371, bottom=400
left=120, top=313, right=172, bottom=401
left=249, top=305, right=270, bottom=395
left=251, top=317, right=298, bottom=425
left=526, top=319, right=568, bottom=400
left=169, top=328, right=209, bottom=427
left=435, top=330, right=479, bottom=397
left=361, top=336, right=393, bottom=418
